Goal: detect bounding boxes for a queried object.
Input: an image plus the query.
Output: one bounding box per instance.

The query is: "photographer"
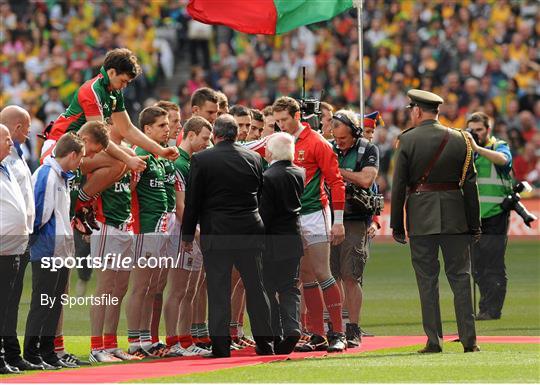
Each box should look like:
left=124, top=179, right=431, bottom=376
left=466, top=112, right=513, bottom=321
left=330, top=110, right=379, bottom=348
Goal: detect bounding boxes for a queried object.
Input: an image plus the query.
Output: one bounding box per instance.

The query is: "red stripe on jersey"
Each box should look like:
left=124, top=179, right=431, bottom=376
left=78, top=76, right=103, bottom=117
left=48, top=112, right=84, bottom=141
left=131, top=189, right=141, bottom=234
left=95, top=195, right=106, bottom=224
left=243, top=137, right=268, bottom=157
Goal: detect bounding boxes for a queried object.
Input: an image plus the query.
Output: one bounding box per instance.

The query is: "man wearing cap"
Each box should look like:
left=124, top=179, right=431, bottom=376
left=390, top=89, right=481, bottom=354
left=330, top=110, right=380, bottom=348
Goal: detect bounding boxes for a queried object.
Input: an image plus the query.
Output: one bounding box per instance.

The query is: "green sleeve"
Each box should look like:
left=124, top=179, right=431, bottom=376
left=114, top=90, right=126, bottom=112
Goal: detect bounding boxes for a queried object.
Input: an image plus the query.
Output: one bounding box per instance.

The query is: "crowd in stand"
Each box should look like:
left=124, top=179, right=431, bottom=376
left=1, top=0, right=539, bottom=195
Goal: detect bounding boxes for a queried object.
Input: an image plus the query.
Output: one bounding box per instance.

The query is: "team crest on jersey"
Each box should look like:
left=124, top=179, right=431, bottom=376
left=298, top=150, right=305, bottom=162
left=110, top=95, right=117, bottom=110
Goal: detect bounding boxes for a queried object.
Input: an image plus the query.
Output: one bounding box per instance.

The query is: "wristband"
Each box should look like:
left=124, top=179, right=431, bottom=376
left=334, top=210, right=344, bottom=224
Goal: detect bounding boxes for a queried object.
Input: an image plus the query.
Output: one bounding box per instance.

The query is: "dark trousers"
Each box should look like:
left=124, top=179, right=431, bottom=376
left=409, top=234, right=476, bottom=350
left=2, top=251, right=29, bottom=363
left=0, top=255, right=21, bottom=367
left=203, top=248, right=273, bottom=356
left=262, top=257, right=301, bottom=339
left=471, top=211, right=509, bottom=318
left=23, top=263, right=69, bottom=362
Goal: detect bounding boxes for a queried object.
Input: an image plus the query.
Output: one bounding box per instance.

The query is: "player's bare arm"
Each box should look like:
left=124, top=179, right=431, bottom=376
left=112, top=111, right=179, bottom=161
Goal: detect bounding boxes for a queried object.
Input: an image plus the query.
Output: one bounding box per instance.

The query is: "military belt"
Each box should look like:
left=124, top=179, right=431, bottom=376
left=409, top=182, right=460, bottom=193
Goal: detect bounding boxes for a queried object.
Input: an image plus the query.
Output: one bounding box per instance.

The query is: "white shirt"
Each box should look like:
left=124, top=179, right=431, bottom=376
left=0, top=160, right=29, bottom=255
left=4, top=144, right=35, bottom=234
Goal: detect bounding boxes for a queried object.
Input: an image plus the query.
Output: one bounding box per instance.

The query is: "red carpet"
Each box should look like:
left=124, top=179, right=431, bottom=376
left=3, top=336, right=538, bottom=383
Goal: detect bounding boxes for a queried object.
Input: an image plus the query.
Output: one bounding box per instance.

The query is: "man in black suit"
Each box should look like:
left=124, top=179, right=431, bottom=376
left=181, top=114, right=273, bottom=357
left=259, top=133, right=305, bottom=355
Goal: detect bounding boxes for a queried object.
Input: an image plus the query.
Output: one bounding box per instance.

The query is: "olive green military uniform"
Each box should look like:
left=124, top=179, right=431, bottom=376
left=390, top=90, right=481, bottom=351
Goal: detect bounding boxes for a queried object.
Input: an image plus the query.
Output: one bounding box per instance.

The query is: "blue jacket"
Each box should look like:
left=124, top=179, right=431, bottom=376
left=30, top=157, right=75, bottom=261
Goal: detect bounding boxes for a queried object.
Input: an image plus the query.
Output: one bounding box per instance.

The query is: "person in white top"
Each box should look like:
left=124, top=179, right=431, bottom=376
left=0, top=123, right=28, bottom=374
left=0, top=106, right=44, bottom=371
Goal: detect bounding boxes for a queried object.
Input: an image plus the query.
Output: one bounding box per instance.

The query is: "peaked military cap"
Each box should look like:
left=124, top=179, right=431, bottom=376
left=406, top=89, right=444, bottom=110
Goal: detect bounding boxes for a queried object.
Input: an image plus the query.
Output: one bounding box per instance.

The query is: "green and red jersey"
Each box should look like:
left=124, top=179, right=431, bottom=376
left=294, top=123, right=345, bottom=215
left=131, top=148, right=168, bottom=234
left=160, top=154, right=180, bottom=213
left=67, top=168, right=84, bottom=218
left=95, top=173, right=132, bottom=229
left=174, top=147, right=191, bottom=192
left=48, top=67, right=125, bottom=141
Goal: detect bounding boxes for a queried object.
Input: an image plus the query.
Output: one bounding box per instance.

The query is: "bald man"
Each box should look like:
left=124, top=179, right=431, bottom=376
left=0, top=107, right=42, bottom=371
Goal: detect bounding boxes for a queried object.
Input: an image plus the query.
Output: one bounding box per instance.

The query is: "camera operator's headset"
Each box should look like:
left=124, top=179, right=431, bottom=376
left=332, top=112, right=363, bottom=138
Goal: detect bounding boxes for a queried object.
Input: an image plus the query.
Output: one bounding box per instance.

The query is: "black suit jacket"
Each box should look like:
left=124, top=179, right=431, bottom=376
left=182, top=140, right=265, bottom=252
left=259, top=160, right=305, bottom=261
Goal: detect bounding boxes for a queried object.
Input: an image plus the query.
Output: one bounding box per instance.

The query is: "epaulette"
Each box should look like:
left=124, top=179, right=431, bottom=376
left=398, top=126, right=416, bottom=138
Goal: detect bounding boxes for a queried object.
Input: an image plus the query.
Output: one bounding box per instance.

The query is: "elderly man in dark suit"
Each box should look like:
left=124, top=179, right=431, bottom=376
left=259, top=132, right=305, bottom=355
left=181, top=114, right=273, bottom=358
left=391, top=89, right=481, bottom=354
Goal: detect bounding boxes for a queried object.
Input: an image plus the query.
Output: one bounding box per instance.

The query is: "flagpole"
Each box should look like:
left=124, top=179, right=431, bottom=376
left=355, top=0, right=364, bottom=130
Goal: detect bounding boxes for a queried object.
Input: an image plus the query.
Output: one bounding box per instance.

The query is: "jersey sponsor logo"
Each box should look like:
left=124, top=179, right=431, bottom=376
left=150, top=179, right=165, bottom=188
left=164, top=173, right=176, bottom=184
left=68, top=179, right=80, bottom=192
left=113, top=180, right=130, bottom=193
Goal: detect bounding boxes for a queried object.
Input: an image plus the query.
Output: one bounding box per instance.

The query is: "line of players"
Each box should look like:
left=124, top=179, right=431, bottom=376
left=81, top=89, right=356, bottom=363
left=21, top=49, right=365, bottom=367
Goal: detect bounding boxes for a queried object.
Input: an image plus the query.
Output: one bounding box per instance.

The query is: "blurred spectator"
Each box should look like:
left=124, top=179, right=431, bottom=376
left=1, top=0, right=174, bottom=129
left=513, top=142, right=537, bottom=181
left=37, top=87, right=65, bottom=125
left=2, top=0, right=538, bottom=195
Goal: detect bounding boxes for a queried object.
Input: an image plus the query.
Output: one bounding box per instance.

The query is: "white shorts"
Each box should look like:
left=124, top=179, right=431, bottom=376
left=175, top=224, right=203, bottom=271
left=134, top=232, right=167, bottom=269
left=164, top=212, right=181, bottom=259
left=300, top=205, right=331, bottom=247
left=90, top=223, right=135, bottom=271
left=40, top=139, right=56, bottom=162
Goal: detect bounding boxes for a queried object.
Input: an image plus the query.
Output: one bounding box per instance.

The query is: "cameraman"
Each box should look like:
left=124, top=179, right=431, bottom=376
left=466, top=112, right=513, bottom=321
left=330, top=110, right=379, bottom=347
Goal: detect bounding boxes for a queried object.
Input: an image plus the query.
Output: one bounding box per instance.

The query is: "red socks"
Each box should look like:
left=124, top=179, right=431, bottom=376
left=178, top=335, right=193, bottom=349
left=303, top=283, right=325, bottom=336
left=104, top=334, right=118, bottom=350
left=320, top=277, right=343, bottom=333
left=91, top=336, right=104, bottom=352
left=166, top=335, right=179, bottom=347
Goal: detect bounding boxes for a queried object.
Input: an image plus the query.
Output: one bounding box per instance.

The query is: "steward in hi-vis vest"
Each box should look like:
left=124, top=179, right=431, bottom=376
left=466, top=112, right=513, bottom=322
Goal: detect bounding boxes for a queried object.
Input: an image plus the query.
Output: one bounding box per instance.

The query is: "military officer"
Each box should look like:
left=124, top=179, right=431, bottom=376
left=390, top=89, right=481, bottom=354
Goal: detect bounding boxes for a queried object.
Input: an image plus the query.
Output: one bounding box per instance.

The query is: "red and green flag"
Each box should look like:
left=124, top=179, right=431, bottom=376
left=187, top=0, right=354, bottom=35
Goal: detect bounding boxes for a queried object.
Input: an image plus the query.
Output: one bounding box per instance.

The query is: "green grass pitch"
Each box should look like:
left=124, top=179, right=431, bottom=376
left=11, top=239, right=540, bottom=382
